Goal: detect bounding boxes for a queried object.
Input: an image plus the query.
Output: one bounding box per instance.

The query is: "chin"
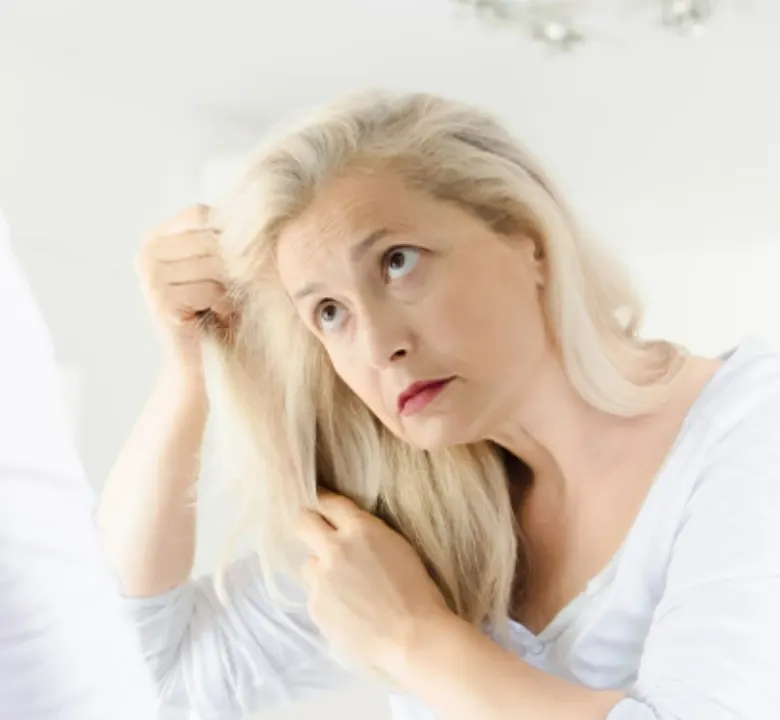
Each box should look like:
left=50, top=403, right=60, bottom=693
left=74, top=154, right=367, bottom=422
left=400, top=416, right=482, bottom=451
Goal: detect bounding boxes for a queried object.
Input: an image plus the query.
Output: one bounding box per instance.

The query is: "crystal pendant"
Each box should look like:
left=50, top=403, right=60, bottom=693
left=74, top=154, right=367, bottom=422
left=531, top=18, right=586, bottom=50
left=524, top=1, right=586, bottom=51
left=661, top=0, right=713, bottom=34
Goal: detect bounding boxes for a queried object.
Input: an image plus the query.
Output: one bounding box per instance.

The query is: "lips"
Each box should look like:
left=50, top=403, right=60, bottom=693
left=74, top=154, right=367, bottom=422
left=397, top=377, right=454, bottom=415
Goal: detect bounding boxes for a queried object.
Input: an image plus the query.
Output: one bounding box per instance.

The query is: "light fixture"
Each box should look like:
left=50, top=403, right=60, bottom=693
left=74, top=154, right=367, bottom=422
left=451, top=0, right=718, bottom=51
left=662, top=0, right=713, bottom=34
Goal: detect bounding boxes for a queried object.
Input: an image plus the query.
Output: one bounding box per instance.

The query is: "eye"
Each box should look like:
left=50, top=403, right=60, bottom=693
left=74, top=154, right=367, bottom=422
left=314, top=300, right=346, bottom=332
left=383, top=246, right=420, bottom=281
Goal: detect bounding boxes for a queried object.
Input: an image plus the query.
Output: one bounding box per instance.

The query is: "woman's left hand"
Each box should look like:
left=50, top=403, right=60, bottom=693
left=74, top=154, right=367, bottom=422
left=295, top=493, right=452, bottom=675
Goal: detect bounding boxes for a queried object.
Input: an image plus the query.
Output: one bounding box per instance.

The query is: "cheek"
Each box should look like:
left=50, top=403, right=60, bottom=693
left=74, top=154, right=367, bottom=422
left=328, top=348, right=387, bottom=416
left=326, top=347, right=406, bottom=438
left=429, top=267, right=545, bottom=365
left=423, top=283, right=499, bottom=354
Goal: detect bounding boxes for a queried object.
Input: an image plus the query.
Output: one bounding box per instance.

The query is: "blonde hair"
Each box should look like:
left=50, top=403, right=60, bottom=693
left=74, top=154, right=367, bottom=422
left=202, top=90, right=684, bottom=632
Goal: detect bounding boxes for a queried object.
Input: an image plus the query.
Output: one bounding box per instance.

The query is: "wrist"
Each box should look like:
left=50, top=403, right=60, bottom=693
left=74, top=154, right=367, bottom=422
left=158, top=356, right=207, bottom=403
left=380, top=608, right=465, bottom=686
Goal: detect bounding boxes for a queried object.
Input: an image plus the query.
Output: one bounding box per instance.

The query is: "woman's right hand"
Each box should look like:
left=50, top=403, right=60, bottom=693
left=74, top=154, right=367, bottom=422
left=136, top=204, right=233, bottom=372
left=103, top=202, right=225, bottom=595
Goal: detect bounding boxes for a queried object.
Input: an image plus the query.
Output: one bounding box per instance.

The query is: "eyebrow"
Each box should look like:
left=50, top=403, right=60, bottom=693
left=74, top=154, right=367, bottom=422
left=292, top=227, right=393, bottom=301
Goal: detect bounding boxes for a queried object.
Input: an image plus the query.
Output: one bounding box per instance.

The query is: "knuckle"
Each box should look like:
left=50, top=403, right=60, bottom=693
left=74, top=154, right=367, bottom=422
left=134, top=246, right=153, bottom=278
left=347, top=516, right=369, bottom=538
left=142, top=259, right=163, bottom=289
left=327, top=537, right=349, bottom=562
left=191, top=203, right=212, bottom=226
left=139, top=225, right=161, bottom=249
left=301, top=558, right=318, bottom=582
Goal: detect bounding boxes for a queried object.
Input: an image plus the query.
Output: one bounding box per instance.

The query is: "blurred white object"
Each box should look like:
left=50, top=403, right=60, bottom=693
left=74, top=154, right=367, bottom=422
left=0, top=208, right=158, bottom=720
left=58, top=364, right=81, bottom=441
left=451, top=0, right=717, bottom=50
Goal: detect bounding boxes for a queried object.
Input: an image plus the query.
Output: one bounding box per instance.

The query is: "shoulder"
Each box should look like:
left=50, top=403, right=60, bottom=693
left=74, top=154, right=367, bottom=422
left=655, top=340, right=780, bottom=515
left=701, top=339, right=780, bottom=417
left=661, top=341, right=780, bottom=590
left=689, top=340, right=780, bottom=480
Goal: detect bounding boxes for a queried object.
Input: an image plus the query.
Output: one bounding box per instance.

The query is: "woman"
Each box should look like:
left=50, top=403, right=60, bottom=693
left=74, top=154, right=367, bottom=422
left=99, top=90, right=780, bottom=720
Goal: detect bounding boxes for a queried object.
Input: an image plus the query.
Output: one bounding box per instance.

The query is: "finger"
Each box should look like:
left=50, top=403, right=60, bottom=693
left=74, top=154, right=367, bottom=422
left=151, top=204, right=213, bottom=236
left=210, top=294, right=237, bottom=321
left=300, top=556, right=319, bottom=587
left=137, top=233, right=219, bottom=278
left=295, top=509, right=337, bottom=556
left=165, top=281, right=228, bottom=316
left=316, top=493, right=364, bottom=530
left=156, top=254, right=227, bottom=286
left=150, top=230, right=220, bottom=262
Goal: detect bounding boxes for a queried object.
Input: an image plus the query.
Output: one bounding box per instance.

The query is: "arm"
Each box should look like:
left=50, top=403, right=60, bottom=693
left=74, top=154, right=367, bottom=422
left=97, top=205, right=215, bottom=596
left=104, top=364, right=351, bottom=717
left=126, top=553, right=351, bottom=718
left=387, top=386, right=780, bottom=719
left=108, top=373, right=352, bottom=716
left=390, top=615, right=621, bottom=719
left=0, top=210, right=158, bottom=719
left=99, top=206, right=351, bottom=717
left=97, top=360, right=207, bottom=595
left=300, top=494, right=621, bottom=720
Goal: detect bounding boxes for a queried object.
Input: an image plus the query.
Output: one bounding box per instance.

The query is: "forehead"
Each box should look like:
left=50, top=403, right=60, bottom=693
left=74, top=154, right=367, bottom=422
left=275, top=171, right=431, bottom=285
left=280, top=172, right=420, bottom=255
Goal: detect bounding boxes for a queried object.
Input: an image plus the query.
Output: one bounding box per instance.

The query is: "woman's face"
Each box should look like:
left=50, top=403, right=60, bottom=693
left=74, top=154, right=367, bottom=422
left=276, top=170, right=551, bottom=450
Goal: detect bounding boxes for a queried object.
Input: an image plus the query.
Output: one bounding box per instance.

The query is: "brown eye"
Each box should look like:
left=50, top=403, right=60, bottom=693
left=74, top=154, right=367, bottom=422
left=315, top=300, right=345, bottom=331
left=384, top=247, right=420, bottom=280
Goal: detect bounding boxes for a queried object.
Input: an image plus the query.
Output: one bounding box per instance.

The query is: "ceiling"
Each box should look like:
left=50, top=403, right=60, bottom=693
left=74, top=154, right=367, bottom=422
left=0, top=0, right=777, bottom=122
left=1, top=0, right=779, bottom=253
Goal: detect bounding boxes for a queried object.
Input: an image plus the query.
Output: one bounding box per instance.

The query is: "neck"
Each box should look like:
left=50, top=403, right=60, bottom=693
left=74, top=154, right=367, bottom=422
left=488, top=353, right=633, bottom=486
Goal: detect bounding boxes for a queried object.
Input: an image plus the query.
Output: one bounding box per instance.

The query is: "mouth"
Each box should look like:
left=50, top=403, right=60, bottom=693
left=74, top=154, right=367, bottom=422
left=397, top=377, right=455, bottom=416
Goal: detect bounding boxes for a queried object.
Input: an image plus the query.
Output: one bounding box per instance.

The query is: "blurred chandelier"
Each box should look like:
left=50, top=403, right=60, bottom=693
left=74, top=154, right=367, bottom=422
left=451, top=0, right=717, bottom=51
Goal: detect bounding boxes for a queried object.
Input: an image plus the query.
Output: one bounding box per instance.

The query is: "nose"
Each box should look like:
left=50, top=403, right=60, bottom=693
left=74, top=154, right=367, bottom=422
left=358, top=305, right=412, bottom=369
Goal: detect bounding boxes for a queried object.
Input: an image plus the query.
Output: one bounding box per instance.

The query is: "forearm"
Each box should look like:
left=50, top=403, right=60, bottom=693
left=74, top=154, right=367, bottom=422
left=98, top=362, right=207, bottom=596
left=388, top=613, right=622, bottom=720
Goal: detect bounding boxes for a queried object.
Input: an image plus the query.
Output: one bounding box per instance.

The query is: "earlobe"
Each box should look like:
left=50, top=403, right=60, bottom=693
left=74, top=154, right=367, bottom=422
left=512, top=235, right=545, bottom=287
left=530, top=241, right=545, bottom=287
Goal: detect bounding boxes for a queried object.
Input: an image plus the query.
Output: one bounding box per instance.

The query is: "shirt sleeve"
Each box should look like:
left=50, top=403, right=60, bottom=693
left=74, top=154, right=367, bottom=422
left=0, top=210, right=160, bottom=719
left=124, top=552, right=352, bottom=719
left=608, top=384, right=780, bottom=719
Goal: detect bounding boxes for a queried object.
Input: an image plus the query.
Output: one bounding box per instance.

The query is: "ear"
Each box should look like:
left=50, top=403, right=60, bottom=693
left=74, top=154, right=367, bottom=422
left=520, top=237, right=545, bottom=288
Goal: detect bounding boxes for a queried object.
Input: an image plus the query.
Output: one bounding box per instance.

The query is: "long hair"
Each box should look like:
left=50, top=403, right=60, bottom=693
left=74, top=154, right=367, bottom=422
left=201, top=90, right=684, bottom=633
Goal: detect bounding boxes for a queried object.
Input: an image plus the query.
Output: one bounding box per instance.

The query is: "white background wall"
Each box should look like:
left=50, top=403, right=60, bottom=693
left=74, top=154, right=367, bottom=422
left=1, top=2, right=779, bottom=718
left=631, top=244, right=780, bottom=354
left=0, top=60, right=254, bottom=479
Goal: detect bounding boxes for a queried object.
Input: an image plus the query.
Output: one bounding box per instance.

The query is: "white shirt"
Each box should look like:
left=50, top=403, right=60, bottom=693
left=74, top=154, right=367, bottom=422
left=0, top=210, right=159, bottom=719
left=126, top=338, right=780, bottom=719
